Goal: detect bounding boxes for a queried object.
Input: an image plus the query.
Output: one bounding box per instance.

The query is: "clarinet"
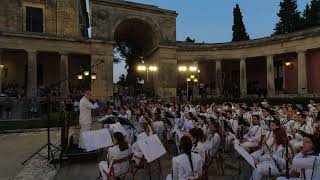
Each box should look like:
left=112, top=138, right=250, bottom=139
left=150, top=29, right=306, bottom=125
left=285, top=139, right=290, bottom=179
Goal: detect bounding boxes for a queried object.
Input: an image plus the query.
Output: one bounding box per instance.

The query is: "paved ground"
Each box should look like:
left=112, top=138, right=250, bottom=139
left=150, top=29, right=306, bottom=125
left=54, top=146, right=252, bottom=180
left=0, top=131, right=60, bottom=180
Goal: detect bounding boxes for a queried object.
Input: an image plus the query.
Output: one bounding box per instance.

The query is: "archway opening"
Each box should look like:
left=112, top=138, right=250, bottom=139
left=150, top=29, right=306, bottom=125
left=113, top=18, right=158, bottom=97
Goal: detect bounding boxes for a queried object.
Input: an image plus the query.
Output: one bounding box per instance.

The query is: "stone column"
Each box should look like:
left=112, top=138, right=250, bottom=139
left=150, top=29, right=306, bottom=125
left=91, top=53, right=113, bottom=101
left=60, top=53, right=69, bottom=98
left=266, top=55, right=275, bottom=97
left=215, top=60, right=222, bottom=97
left=240, top=58, right=247, bottom=97
left=297, top=50, right=308, bottom=94
left=153, top=46, right=177, bottom=98
left=27, top=50, right=37, bottom=98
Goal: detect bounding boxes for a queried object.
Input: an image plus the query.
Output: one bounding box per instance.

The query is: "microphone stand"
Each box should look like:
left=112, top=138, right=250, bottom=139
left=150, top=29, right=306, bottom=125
left=21, top=60, right=104, bottom=165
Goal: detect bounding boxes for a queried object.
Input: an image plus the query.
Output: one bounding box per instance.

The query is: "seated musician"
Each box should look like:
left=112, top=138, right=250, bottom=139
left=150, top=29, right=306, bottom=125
left=153, top=112, right=165, bottom=141
left=132, top=121, right=153, bottom=165
left=262, top=120, right=281, bottom=148
left=281, top=110, right=295, bottom=134
left=204, top=120, right=221, bottom=158
left=277, top=132, right=320, bottom=180
left=241, top=115, right=262, bottom=151
left=290, top=112, right=313, bottom=152
left=224, top=110, right=238, bottom=151
left=261, top=108, right=274, bottom=135
left=98, top=132, right=132, bottom=180
left=166, top=136, right=203, bottom=180
left=189, top=128, right=206, bottom=161
left=251, top=128, right=291, bottom=180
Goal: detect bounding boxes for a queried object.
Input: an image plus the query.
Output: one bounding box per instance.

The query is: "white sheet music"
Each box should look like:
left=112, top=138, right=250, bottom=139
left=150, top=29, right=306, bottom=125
left=82, top=129, right=113, bottom=151
left=138, top=134, right=167, bottom=163
left=234, top=142, right=256, bottom=168
left=110, top=122, right=127, bottom=135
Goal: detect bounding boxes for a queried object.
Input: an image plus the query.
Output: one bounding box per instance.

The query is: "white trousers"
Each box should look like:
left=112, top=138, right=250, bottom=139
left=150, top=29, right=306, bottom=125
left=78, top=123, right=91, bottom=149
left=251, top=161, right=280, bottom=180
left=99, top=161, right=110, bottom=180
left=242, top=141, right=258, bottom=151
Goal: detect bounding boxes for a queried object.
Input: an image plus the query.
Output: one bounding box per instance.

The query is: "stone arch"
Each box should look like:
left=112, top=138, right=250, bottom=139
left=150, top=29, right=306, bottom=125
left=112, top=16, right=160, bottom=56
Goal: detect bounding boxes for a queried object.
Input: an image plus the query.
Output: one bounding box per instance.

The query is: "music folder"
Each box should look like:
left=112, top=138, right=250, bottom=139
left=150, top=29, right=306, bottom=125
left=234, top=141, right=256, bottom=168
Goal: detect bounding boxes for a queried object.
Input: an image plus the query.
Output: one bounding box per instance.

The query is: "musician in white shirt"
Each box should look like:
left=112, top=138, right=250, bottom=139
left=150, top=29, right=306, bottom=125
left=290, top=113, right=314, bottom=152
left=251, top=128, right=290, bottom=180
left=282, top=110, right=295, bottom=134
left=189, top=128, right=206, bottom=161
left=132, top=121, right=153, bottom=165
left=78, top=90, right=99, bottom=149
left=166, top=136, right=203, bottom=180
left=204, top=120, right=221, bottom=158
left=98, top=132, right=132, bottom=180
left=241, top=115, right=262, bottom=151
left=277, top=133, right=320, bottom=180
left=225, top=110, right=238, bottom=151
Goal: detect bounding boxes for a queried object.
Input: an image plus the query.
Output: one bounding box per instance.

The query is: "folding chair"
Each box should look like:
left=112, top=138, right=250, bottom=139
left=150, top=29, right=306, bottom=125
left=98, top=154, right=133, bottom=180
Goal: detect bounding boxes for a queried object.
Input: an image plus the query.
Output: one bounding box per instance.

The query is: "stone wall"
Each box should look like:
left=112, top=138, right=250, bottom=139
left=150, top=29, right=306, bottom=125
left=91, top=0, right=177, bottom=45
left=0, top=0, right=87, bottom=37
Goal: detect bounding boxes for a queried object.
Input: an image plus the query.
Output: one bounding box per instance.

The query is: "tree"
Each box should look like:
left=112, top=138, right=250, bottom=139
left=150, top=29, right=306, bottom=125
left=305, top=0, right=320, bottom=28
left=302, top=4, right=312, bottom=29
left=113, top=40, right=143, bottom=86
left=232, top=4, right=250, bottom=42
left=117, top=74, right=127, bottom=86
left=185, top=36, right=195, bottom=43
left=274, top=0, right=302, bottom=35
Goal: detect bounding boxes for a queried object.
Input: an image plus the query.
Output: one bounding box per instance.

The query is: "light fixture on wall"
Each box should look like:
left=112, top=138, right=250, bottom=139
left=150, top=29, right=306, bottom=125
left=0, top=64, right=4, bottom=69
left=285, top=61, right=292, bottom=67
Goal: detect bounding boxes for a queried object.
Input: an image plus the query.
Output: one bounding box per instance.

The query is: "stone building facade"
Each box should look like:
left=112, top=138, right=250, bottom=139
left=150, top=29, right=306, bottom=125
left=0, top=0, right=320, bottom=100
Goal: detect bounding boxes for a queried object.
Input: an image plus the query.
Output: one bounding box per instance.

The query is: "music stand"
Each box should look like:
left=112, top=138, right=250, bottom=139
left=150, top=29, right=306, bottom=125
left=21, top=99, right=61, bottom=165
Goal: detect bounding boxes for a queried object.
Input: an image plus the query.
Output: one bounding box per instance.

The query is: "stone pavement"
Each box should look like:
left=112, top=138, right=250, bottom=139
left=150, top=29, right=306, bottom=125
left=0, top=131, right=60, bottom=180
left=54, top=149, right=252, bottom=180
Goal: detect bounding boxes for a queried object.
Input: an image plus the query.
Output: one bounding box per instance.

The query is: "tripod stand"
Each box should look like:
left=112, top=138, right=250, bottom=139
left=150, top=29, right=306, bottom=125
left=22, top=100, right=61, bottom=165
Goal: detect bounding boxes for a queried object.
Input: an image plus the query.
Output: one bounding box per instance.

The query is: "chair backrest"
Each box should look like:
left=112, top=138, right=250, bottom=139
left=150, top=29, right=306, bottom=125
left=107, top=153, right=133, bottom=177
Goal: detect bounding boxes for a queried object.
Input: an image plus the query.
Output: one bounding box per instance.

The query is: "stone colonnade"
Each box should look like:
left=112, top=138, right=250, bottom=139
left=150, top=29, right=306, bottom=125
left=0, top=41, right=114, bottom=100
left=208, top=50, right=308, bottom=97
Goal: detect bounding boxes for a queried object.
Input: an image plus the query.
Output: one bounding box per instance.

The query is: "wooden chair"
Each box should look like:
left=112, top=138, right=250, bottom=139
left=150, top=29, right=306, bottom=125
left=98, top=153, right=133, bottom=180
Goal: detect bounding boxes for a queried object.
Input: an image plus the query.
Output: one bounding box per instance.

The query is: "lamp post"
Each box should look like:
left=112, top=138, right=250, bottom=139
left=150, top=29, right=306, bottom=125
left=178, top=65, right=199, bottom=101
left=137, top=64, right=158, bottom=81
left=77, top=70, right=97, bottom=90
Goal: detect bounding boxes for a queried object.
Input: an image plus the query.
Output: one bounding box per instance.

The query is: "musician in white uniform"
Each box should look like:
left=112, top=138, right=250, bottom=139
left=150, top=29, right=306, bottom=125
left=166, top=136, right=203, bottom=180
left=132, top=121, right=153, bottom=165
left=189, top=128, right=206, bottom=161
left=241, top=115, right=262, bottom=151
left=281, top=110, right=295, bottom=134
left=224, top=110, right=238, bottom=151
left=98, top=132, right=132, bottom=180
left=290, top=113, right=313, bottom=152
left=277, top=133, right=320, bottom=180
left=78, top=90, right=99, bottom=149
left=204, top=120, right=221, bottom=158
left=251, top=128, right=290, bottom=180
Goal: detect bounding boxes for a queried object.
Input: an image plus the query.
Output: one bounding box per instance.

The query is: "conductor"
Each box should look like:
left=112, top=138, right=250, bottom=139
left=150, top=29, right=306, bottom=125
left=78, top=90, right=99, bottom=149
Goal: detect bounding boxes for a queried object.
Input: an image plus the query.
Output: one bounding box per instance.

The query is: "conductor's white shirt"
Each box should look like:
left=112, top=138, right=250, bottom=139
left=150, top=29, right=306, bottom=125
left=79, top=96, right=99, bottom=125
